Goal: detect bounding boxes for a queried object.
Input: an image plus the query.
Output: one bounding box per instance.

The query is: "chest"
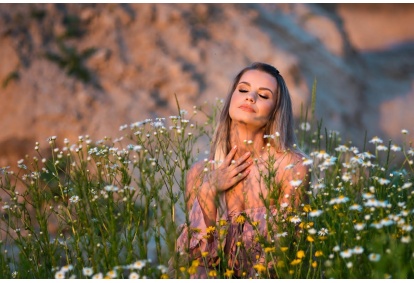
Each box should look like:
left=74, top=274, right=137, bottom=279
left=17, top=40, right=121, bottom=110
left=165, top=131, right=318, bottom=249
left=225, top=162, right=282, bottom=212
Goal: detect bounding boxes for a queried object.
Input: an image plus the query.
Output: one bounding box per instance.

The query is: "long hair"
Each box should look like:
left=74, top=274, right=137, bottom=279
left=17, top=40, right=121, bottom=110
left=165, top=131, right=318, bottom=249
left=210, top=62, right=298, bottom=162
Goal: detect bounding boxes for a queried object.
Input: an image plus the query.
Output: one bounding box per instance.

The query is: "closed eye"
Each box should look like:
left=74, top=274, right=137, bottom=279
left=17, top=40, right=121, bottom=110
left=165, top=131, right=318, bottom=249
left=259, top=94, right=269, bottom=99
left=239, top=89, right=248, bottom=93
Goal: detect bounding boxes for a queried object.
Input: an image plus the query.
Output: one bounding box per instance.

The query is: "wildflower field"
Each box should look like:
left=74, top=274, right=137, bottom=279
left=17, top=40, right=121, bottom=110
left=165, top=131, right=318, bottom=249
left=0, top=97, right=413, bottom=279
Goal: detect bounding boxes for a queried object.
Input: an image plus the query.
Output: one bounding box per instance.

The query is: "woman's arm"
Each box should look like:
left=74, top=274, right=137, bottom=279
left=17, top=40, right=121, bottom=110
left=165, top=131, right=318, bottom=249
left=185, top=160, right=218, bottom=228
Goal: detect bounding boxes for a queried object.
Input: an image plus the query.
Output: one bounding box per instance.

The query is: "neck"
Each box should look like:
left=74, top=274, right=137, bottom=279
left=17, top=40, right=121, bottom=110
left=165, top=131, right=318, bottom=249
left=229, top=122, right=267, bottom=159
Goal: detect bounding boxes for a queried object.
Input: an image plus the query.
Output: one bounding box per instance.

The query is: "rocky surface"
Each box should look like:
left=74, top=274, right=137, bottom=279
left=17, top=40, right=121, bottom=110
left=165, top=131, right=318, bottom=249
left=1, top=3, right=414, bottom=168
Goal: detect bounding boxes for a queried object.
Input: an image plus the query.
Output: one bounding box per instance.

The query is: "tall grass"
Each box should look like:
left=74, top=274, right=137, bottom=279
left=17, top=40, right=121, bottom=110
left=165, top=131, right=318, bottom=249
left=0, top=97, right=413, bottom=279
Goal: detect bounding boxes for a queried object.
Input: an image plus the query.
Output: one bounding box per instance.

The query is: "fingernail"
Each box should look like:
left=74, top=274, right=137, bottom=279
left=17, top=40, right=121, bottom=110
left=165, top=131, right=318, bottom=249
left=233, top=145, right=237, bottom=149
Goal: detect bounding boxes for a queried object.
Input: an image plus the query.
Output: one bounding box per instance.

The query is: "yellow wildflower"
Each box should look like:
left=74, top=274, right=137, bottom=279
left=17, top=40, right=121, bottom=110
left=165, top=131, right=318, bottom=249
left=201, top=251, right=209, bottom=257
left=235, top=215, right=245, bottom=224
left=290, top=259, right=302, bottom=266
left=208, top=270, right=217, bottom=277
left=219, top=219, right=227, bottom=226
left=224, top=269, right=234, bottom=278
left=277, top=261, right=285, bottom=268
left=191, top=260, right=200, bottom=267
left=160, top=274, right=169, bottom=279
left=280, top=247, right=288, bottom=252
left=251, top=221, right=259, bottom=227
left=299, top=222, right=304, bottom=229
left=264, top=247, right=276, bottom=253
left=307, top=235, right=315, bottom=242
left=312, top=261, right=317, bottom=268
left=253, top=264, right=266, bottom=273
left=303, top=204, right=312, bottom=212
left=319, top=236, right=327, bottom=241
left=296, top=250, right=305, bottom=259
left=289, top=270, right=294, bottom=275
left=179, top=267, right=186, bottom=273
left=315, top=250, right=324, bottom=257
left=206, top=226, right=216, bottom=234
left=187, top=266, right=197, bottom=275
left=236, top=241, right=242, bottom=247
left=254, top=236, right=260, bottom=242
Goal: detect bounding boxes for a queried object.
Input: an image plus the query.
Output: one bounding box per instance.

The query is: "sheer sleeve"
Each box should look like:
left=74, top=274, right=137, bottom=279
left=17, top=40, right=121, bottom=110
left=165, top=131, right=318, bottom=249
left=176, top=197, right=220, bottom=259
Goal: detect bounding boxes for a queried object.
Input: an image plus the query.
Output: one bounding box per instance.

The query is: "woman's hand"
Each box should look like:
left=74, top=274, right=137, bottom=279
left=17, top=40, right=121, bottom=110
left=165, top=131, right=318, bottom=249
left=205, top=145, right=252, bottom=193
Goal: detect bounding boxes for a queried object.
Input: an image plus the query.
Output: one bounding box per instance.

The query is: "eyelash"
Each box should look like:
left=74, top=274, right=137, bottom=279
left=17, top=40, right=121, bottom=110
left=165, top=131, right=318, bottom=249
left=239, top=89, right=268, bottom=99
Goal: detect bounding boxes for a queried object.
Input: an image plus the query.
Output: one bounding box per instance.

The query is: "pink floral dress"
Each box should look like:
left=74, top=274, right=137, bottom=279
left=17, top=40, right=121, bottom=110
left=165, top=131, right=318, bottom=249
left=172, top=194, right=278, bottom=278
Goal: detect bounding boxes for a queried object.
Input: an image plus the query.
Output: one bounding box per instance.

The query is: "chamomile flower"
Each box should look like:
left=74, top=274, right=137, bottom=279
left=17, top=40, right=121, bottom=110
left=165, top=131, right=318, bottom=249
left=318, top=228, right=329, bottom=236
left=390, top=144, right=401, bottom=152
left=131, top=260, right=146, bottom=270
left=368, top=253, right=381, bottom=262
left=354, top=223, right=365, bottom=231
left=376, top=145, right=388, bottom=151
left=82, top=267, right=93, bottom=277
left=300, top=122, right=311, bottom=131
left=55, top=271, right=65, bottom=279
left=329, top=195, right=349, bottom=205
left=92, top=273, right=103, bottom=279
left=106, top=270, right=117, bottom=279
left=402, top=182, right=412, bottom=189
left=276, top=232, right=288, bottom=238
left=369, top=136, right=383, bottom=144
left=342, top=172, right=352, bottom=182
left=309, top=210, right=323, bottom=217
left=129, top=272, right=140, bottom=279
left=302, top=158, right=313, bottom=166
left=290, top=179, right=303, bottom=187
left=349, top=204, right=362, bottom=211
left=104, top=185, right=119, bottom=192
left=290, top=215, right=301, bottom=224
left=335, top=145, right=349, bottom=152
left=340, top=249, right=353, bottom=258
left=378, top=178, right=390, bottom=185
left=69, top=195, right=80, bottom=204
left=352, top=246, right=364, bottom=254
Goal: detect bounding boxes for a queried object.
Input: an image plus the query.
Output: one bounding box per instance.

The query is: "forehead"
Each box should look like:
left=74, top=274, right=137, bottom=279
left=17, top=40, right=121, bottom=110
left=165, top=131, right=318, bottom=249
left=238, top=70, right=277, bottom=91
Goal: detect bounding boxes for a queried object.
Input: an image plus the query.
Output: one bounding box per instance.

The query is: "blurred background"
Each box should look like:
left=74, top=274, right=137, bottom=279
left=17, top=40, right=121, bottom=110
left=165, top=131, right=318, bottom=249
left=1, top=3, right=414, bottom=168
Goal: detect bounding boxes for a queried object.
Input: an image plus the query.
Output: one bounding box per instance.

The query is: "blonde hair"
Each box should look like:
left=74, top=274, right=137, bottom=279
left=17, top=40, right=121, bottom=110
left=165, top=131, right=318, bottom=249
left=210, top=62, right=298, bottom=162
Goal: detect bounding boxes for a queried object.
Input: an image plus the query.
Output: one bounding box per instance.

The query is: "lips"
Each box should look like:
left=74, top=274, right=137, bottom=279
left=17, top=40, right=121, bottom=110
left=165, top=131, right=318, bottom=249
left=239, top=104, right=256, bottom=113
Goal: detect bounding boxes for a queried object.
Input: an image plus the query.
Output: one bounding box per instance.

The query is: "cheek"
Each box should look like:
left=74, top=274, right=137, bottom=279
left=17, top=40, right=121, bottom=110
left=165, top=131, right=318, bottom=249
left=262, top=102, right=275, bottom=117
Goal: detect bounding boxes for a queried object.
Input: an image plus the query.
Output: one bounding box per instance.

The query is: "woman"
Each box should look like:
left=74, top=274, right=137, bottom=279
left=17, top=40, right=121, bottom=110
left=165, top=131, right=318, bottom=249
left=172, top=62, right=310, bottom=278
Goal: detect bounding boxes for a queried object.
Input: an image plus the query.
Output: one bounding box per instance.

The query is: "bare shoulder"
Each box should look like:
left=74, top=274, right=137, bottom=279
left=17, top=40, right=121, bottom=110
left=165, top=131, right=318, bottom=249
left=186, top=159, right=208, bottom=193
left=187, top=160, right=206, bottom=181
left=276, top=150, right=306, bottom=169
left=275, top=150, right=310, bottom=182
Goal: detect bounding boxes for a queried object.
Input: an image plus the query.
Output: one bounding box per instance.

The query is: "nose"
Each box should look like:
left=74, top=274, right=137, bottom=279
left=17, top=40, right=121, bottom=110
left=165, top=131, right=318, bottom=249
left=245, top=91, right=256, bottom=103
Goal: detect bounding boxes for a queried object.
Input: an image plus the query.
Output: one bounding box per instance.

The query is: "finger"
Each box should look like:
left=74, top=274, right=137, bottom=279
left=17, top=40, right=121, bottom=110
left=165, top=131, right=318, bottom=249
left=228, top=169, right=250, bottom=187
left=222, top=145, right=238, bottom=167
left=231, top=160, right=252, bottom=176
left=234, top=151, right=251, bottom=166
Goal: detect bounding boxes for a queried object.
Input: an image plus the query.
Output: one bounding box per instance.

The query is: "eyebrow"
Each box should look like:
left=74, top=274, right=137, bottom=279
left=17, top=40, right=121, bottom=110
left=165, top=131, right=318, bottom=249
left=238, top=81, right=274, bottom=95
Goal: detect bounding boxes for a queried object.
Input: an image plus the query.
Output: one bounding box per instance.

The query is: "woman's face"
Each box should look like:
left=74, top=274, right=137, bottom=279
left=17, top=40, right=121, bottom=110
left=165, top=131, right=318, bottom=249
left=229, top=69, right=277, bottom=130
